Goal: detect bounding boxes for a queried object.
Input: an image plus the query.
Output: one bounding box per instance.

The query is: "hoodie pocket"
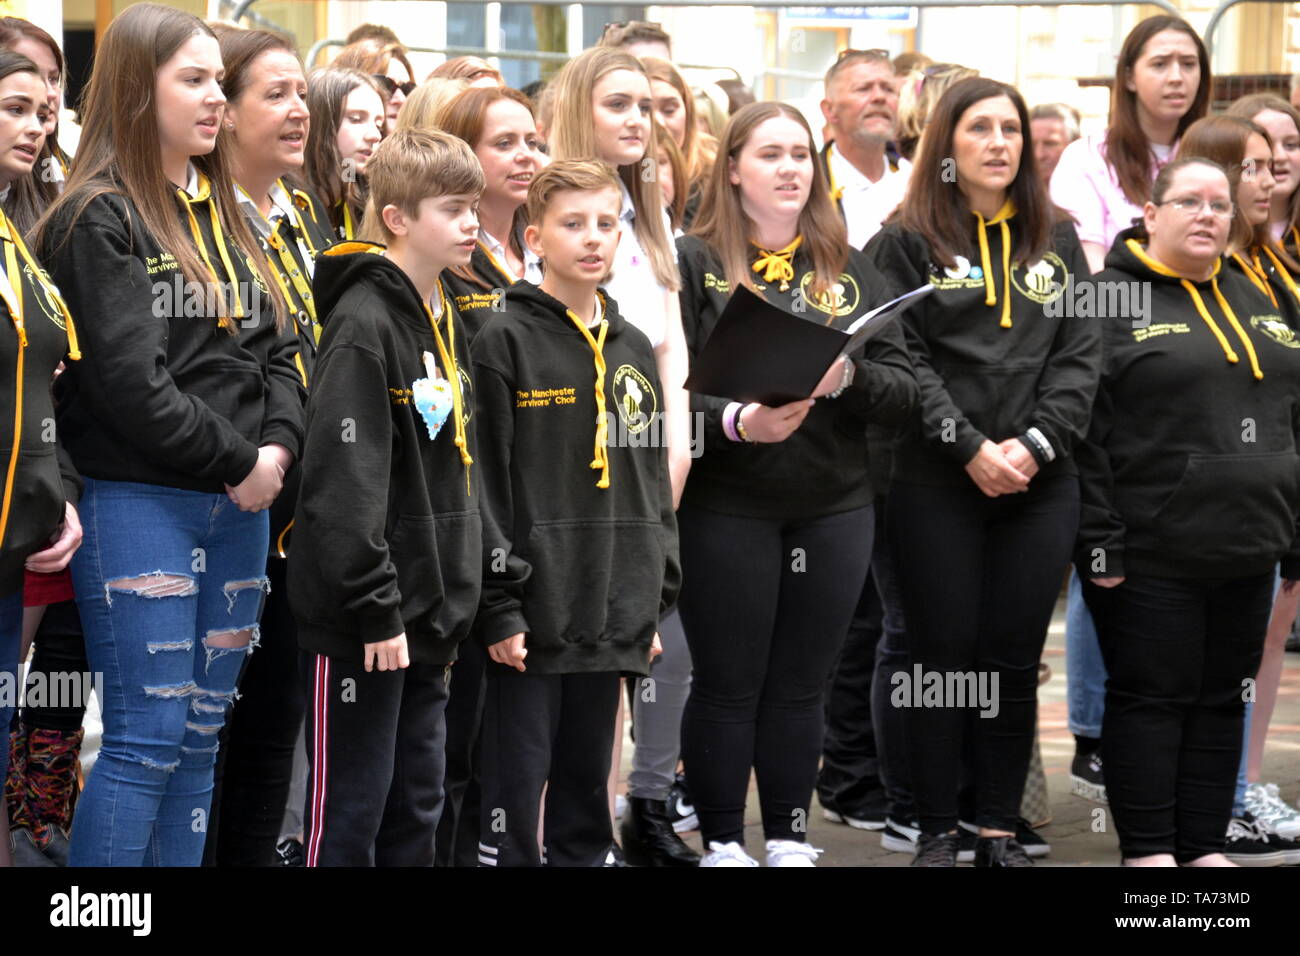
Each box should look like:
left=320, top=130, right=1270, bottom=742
left=1152, top=452, right=1299, bottom=562
left=390, top=510, right=483, bottom=641
left=523, top=516, right=663, bottom=645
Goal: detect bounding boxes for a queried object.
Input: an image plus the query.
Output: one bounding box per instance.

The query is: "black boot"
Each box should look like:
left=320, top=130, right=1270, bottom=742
left=620, top=796, right=702, bottom=867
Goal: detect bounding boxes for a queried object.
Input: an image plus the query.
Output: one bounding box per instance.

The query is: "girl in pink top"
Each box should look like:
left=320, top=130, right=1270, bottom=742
left=1050, top=15, right=1210, bottom=273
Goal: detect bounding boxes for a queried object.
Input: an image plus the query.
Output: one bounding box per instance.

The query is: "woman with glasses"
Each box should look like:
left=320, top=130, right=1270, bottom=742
left=1076, top=156, right=1300, bottom=866
left=331, top=36, right=414, bottom=133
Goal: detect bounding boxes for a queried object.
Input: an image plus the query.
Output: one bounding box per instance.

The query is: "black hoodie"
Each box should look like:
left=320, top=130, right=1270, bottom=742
left=864, top=212, right=1099, bottom=487
left=1076, top=227, right=1300, bottom=580
left=40, top=178, right=306, bottom=495
left=442, top=240, right=516, bottom=342
left=676, top=235, right=917, bottom=520
left=0, top=210, right=82, bottom=596
left=287, top=243, right=482, bottom=665
left=1227, top=245, right=1300, bottom=331
left=471, top=281, right=679, bottom=676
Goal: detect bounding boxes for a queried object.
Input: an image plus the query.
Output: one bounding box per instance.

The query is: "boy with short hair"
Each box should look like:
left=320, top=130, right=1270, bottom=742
left=287, top=128, right=484, bottom=867
left=472, top=159, right=680, bottom=867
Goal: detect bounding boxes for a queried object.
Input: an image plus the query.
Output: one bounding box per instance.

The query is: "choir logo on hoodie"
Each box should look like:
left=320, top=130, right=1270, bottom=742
left=22, top=263, right=64, bottom=330
left=798, top=270, right=860, bottom=316
left=1250, top=314, right=1300, bottom=349
left=612, top=364, right=656, bottom=433
left=1012, top=253, right=1069, bottom=305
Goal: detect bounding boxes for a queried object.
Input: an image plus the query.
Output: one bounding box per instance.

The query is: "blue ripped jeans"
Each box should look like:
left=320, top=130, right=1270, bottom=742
left=68, top=479, right=268, bottom=866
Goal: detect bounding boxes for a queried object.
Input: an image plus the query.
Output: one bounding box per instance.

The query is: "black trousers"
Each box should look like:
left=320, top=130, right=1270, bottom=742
left=477, top=666, right=621, bottom=867
left=678, top=502, right=874, bottom=846
left=888, top=475, right=1078, bottom=835
left=20, top=599, right=88, bottom=733
left=1083, top=572, right=1271, bottom=861
left=435, top=636, right=487, bottom=867
left=204, top=556, right=305, bottom=866
left=302, top=652, right=450, bottom=867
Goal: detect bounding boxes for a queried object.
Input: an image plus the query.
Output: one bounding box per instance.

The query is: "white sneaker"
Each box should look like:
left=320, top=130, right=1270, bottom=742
left=699, top=841, right=759, bottom=867
left=765, top=839, right=822, bottom=867
left=1245, top=782, right=1300, bottom=839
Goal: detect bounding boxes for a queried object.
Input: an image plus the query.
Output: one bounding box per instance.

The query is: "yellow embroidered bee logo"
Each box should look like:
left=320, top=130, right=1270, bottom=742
left=245, top=255, right=270, bottom=295
left=798, top=271, right=861, bottom=316
left=1011, top=252, right=1069, bottom=305
left=612, top=364, right=657, bottom=434
left=1250, top=314, right=1300, bottom=349
left=458, top=364, right=474, bottom=424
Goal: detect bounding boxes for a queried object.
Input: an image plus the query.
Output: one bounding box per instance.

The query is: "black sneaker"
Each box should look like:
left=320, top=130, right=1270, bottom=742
left=1224, top=811, right=1300, bottom=867
left=956, top=825, right=978, bottom=864
left=911, top=832, right=959, bottom=867
left=276, top=838, right=304, bottom=867
left=822, top=797, right=887, bottom=831
left=880, top=817, right=920, bottom=854
left=975, top=835, right=1034, bottom=867
left=666, top=773, right=698, bottom=833
left=1016, top=818, right=1051, bottom=858
left=1070, top=751, right=1107, bottom=804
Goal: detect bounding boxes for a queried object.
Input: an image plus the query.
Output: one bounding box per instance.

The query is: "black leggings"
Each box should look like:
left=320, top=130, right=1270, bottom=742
left=20, top=600, right=88, bottom=733
left=1083, top=572, right=1271, bottom=861
left=678, top=502, right=874, bottom=846
left=888, top=475, right=1078, bottom=835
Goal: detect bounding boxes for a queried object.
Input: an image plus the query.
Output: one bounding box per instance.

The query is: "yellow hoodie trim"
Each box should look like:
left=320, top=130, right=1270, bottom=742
left=1260, top=245, right=1300, bottom=310
left=750, top=236, right=803, bottom=287
left=423, top=280, right=473, bottom=496
left=565, top=296, right=611, bottom=489
left=1233, top=252, right=1278, bottom=309
left=1126, top=239, right=1263, bottom=380
left=283, top=181, right=322, bottom=259
left=176, top=172, right=243, bottom=327
left=974, top=199, right=1016, bottom=328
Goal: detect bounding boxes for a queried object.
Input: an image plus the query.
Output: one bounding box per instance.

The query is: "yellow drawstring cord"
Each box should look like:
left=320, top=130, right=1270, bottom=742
left=1210, top=276, right=1263, bottom=380
left=750, top=236, right=803, bottom=285
left=974, top=200, right=1016, bottom=328
left=178, top=179, right=238, bottom=329
left=423, top=282, right=473, bottom=496
left=565, top=299, right=611, bottom=489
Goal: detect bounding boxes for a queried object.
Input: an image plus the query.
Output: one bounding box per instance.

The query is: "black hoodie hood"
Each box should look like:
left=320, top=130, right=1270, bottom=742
left=312, top=240, right=433, bottom=335
left=502, top=280, right=630, bottom=339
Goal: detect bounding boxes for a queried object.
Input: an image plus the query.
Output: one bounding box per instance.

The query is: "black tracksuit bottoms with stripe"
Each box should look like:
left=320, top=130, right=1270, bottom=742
left=477, top=665, right=621, bottom=867
left=302, top=652, right=449, bottom=867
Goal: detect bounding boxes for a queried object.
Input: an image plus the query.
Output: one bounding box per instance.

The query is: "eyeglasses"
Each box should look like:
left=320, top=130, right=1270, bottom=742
left=372, top=75, right=415, bottom=97
left=1156, top=196, right=1235, bottom=219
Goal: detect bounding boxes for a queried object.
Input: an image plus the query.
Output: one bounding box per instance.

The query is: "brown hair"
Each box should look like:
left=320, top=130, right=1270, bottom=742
left=359, top=127, right=484, bottom=243
left=332, top=36, right=414, bottom=86
left=214, top=26, right=297, bottom=104
left=430, top=56, right=502, bottom=87
left=642, top=57, right=709, bottom=190
left=690, top=101, right=847, bottom=307
left=303, top=67, right=382, bottom=233
left=657, top=132, right=687, bottom=231
left=1178, top=115, right=1299, bottom=269
left=895, top=76, right=1058, bottom=270
left=524, top=158, right=622, bottom=228
left=598, top=21, right=672, bottom=57
left=1105, top=15, right=1211, bottom=207
left=0, top=51, right=50, bottom=237
left=1228, top=93, right=1300, bottom=243
left=34, top=3, right=282, bottom=329
left=548, top=46, right=678, bottom=291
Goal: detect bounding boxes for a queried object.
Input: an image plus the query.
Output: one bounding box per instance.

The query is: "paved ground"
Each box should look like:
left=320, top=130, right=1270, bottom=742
left=617, top=594, right=1300, bottom=867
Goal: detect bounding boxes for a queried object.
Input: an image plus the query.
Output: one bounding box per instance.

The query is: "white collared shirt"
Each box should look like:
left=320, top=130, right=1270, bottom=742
left=182, top=162, right=201, bottom=199
left=828, top=142, right=912, bottom=249
left=482, top=226, right=541, bottom=285
left=235, top=181, right=316, bottom=278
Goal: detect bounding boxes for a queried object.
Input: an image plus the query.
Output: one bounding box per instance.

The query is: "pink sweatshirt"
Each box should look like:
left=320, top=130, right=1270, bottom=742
left=1049, top=132, right=1173, bottom=251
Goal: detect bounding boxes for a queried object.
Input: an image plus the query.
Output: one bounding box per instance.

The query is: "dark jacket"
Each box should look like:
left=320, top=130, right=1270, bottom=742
left=287, top=242, right=482, bottom=665
left=0, top=210, right=81, bottom=595
left=471, top=281, right=679, bottom=676
left=676, top=235, right=917, bottom=519
left=40, top=176, right=305, bottom=496
left=441, top=240, right=516, bottom=343
left=864, top=214, right=1100, bottom=487
left=1076, top=228, right=1300, bottom=580
left=1227, top=245, right=1300, bottom=331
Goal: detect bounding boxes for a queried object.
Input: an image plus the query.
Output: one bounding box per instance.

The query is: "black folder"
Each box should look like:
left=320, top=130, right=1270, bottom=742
left=685, top=283, right=932, bottom=406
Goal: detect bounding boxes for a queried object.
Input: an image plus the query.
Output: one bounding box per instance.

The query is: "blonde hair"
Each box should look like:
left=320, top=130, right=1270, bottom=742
left=896, top=62, right=978, bottom=162
left=394, top=77, right=470, bottom=132
left=525, top=158, right=623, bottom=228
left=642, top=57, right=710, bottom=191
left=360, top=127, right=485, bottom=242
left=547, top=47, right=679, bottom=291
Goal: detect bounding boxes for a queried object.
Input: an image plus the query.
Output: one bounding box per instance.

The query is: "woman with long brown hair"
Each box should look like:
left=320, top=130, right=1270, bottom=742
left=331, top=36, right=414, bottom=132
left=643, top=57, right=709, bottom=228
left=1229, top=95, right=1300, bottom=260
left=32, top=2, right=302, bottom=867
left=865, top=76, right=1098, bottom=866
left=302, top=68, right=384, bottom=240
left=0, top=17, right=69, bottom=233
left=677, top=100, right=916, bottom=867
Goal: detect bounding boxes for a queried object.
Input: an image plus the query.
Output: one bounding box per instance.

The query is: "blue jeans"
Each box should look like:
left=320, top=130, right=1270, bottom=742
left=1, top=590, right=21, bottom=794
left=1066, top=570, right=1107, bottom=739
left=68, top=479, right=269, bottom=866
